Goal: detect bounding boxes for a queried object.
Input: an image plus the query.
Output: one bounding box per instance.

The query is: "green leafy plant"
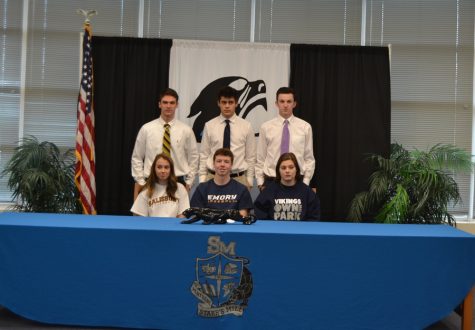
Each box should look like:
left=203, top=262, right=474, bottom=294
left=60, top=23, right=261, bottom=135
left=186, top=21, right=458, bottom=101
left=1, top=136, right=80, bottom=213
left=348, top=143, right=473, bottom=225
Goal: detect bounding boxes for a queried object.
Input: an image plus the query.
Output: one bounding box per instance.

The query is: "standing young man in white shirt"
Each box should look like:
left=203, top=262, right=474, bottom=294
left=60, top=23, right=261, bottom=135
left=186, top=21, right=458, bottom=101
left=199, top=86, right=256, bottom=189
left=131, top=88, right=199, bottom=200
left=256, top=87, right=315, bottom=191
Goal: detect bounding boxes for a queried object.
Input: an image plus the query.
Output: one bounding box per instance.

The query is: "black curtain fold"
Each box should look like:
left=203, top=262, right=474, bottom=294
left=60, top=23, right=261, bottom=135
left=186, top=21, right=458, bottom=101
left=92, top=36, right=171, bottom=215
left=290, top=44, right=391, bottom=221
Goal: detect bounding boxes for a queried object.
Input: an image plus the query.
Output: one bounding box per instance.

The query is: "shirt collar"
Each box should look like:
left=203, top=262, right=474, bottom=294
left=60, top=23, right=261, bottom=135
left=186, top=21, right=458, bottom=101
left=158, top=117, right=176, bottom=126
left=220, top=114, right=236, bottom=123
left=278, top=114, right=294, bottom=124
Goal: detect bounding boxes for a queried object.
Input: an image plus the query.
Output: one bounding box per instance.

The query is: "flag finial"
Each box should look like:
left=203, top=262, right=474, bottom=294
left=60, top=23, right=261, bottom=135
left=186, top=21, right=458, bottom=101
left=77, top=9, right=98, bottom=24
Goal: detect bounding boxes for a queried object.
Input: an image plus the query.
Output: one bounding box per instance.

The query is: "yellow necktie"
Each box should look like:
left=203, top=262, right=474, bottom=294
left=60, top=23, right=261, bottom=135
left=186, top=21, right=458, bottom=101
left=163, top=123, right=171, bottom=157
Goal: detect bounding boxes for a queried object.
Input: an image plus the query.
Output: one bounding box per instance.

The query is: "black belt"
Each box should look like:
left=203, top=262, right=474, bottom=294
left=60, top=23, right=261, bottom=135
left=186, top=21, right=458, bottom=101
left=264, top=175, right=276, bottom=181
left=208, top=169, right=246, bottom=178
left=176, top=176, right=186, bottom=185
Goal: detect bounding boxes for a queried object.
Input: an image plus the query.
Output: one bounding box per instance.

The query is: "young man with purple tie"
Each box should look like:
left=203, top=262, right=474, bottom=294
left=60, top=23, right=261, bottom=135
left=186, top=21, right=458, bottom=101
left=255, top=87, right=315, bottom=191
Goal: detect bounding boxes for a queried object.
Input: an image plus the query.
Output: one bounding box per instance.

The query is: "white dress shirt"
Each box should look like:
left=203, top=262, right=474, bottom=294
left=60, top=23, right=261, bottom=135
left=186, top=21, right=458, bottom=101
left=131, top=117, right=199, bottom=186
left=199, top=114, right=256, bottom=186
left=256, top=114, right=315, bottom=185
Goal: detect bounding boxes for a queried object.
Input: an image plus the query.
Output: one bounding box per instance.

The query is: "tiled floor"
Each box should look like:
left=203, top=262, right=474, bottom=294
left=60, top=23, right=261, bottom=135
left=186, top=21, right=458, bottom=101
left=0, top=305, right=468, bottom=329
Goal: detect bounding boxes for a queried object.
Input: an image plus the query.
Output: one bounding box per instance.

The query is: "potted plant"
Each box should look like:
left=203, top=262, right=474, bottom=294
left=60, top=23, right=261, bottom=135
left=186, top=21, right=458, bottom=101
left=348, top=143, right=473, bottom=225
left=1, top=136, right=80, bottom=213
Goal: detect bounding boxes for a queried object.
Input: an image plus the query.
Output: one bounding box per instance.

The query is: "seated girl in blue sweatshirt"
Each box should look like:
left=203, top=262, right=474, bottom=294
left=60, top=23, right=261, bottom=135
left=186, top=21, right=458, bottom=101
left=254, top=152, right=320, bottom=221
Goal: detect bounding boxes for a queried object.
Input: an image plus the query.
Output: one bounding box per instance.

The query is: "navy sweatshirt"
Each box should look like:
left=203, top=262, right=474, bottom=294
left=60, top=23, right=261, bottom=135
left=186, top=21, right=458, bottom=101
left=254, top=181, right=320, bottom=221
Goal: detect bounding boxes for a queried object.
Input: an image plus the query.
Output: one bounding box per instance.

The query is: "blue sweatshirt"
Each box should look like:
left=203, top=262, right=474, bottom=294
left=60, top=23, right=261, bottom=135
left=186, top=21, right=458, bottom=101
left=254, top=181, right=320, bottom=221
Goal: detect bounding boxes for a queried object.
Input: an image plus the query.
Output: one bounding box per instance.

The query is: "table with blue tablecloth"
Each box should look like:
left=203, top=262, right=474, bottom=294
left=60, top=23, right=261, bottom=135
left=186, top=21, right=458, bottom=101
left=0, top=212, right=474, bottom=329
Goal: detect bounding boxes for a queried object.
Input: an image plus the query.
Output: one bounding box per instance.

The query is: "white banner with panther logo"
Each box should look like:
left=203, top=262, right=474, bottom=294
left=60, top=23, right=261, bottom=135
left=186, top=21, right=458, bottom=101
left=169, top=39, right=290, bottom=142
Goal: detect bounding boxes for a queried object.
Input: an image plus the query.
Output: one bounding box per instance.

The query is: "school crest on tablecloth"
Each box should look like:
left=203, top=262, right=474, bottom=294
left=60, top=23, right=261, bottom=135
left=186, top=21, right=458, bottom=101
left=191, top=236, right=253, bottom=317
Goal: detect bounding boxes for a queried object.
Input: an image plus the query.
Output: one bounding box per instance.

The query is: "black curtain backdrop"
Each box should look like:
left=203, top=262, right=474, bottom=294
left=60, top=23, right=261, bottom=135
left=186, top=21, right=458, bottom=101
left=92, top=37, right=172, bottom=215
left=290, top=44, right=391, bottom=221
left=91, top=38, right=389, bottom=219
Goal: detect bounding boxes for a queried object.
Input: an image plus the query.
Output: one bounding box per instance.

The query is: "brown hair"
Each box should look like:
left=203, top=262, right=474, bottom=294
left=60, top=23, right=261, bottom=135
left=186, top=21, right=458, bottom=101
left=159, top=88, right=179, bottom=102
left=144, top=153, right=178, bottom=200
left=275, top=152, right=303, bottom=183
left=276, top=87, right=297, bottom=102
left=213, top=148, right=234, bottom=164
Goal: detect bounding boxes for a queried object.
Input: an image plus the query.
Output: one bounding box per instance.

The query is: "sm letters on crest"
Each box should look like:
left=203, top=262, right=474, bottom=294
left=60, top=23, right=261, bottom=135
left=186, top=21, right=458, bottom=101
left=207, top=236, right=236, bottom=256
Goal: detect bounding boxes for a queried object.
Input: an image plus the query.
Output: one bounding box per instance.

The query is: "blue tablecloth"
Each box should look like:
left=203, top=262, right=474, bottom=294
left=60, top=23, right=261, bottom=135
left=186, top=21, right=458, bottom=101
left=0, top=212, right=474, bottom=329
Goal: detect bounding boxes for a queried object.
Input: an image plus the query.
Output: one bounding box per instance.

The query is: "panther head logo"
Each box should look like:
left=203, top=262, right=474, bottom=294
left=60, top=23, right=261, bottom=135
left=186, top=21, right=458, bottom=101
left=188, top=76, right=267, bottom=142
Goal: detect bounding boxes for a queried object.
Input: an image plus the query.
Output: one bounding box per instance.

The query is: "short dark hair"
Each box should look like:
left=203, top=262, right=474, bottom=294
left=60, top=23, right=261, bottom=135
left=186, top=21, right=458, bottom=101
left=276, top=87, right=297, bottom=102
left=213, top=148, right=234, bottom=164
left=275, top=152, right=303, bottom=183
left=218, top=86, right=238, bottom=103
left=159, top=88, right=179, bottom=102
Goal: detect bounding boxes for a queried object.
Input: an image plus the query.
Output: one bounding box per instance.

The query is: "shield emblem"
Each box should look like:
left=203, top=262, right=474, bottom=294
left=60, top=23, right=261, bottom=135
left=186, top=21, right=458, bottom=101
left=196, top=253, right=243, bottom=307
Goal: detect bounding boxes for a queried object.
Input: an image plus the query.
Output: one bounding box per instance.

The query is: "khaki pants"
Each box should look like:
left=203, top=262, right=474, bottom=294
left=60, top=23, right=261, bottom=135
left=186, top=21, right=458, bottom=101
left=206, top=171, right=250, bottom=188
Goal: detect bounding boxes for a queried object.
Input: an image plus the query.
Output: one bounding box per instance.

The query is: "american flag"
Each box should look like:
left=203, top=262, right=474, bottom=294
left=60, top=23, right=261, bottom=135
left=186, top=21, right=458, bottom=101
left=75, top=23, right=96, bottom=215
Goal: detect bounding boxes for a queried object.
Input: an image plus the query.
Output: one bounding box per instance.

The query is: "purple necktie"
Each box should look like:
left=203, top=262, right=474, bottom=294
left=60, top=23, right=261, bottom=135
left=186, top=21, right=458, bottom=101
left=280, top=119, right=290, bottom=154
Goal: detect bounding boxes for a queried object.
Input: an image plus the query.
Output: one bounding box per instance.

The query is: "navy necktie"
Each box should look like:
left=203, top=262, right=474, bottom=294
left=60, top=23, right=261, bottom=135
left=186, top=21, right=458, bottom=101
left=223, top=119, right=231, bottom=149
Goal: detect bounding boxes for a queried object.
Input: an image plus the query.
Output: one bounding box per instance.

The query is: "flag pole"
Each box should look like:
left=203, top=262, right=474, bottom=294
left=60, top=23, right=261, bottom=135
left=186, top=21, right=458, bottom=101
left=75, top=9, right=98, bottom=215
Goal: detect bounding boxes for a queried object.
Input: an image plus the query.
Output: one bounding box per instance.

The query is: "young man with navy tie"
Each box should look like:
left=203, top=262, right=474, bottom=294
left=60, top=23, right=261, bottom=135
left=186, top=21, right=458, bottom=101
left=199, top=86, right=256, bottom=189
